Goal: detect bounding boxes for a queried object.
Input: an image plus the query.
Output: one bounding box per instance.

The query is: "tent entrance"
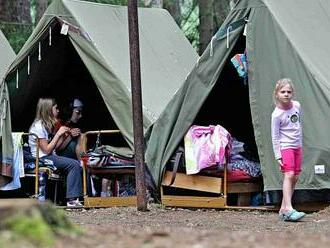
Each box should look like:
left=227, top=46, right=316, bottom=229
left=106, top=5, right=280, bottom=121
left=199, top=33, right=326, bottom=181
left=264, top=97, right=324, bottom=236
left=8, top=22, right=127, bottom=146
left=194, top=34, right=258, bottom=160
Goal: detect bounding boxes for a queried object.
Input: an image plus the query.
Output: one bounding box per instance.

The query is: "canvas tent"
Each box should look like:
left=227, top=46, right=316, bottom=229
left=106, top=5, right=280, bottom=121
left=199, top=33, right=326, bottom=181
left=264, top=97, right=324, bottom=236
left=3, top=0, right=198, bottom=160
left=145, top=0, right=330, bottom=196
left=0, top=31, right=15, bottom=81
left=0, top=30, right=15, bottom=182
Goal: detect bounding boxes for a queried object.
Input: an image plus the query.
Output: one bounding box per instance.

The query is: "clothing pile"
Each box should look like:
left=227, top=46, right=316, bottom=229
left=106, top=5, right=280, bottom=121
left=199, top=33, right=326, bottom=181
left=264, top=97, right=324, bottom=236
left=228, top=138, right=261, bottom=178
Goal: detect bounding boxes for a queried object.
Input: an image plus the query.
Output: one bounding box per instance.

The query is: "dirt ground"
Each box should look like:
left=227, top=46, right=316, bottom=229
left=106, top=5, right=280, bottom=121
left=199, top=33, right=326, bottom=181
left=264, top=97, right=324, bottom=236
left=53, top=204, right=330, bottom=248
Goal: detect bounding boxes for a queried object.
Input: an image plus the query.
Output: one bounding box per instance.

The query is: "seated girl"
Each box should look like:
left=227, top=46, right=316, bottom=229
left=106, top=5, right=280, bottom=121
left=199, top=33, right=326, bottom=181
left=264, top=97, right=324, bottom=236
left=28, top=98, right=83, bottom=207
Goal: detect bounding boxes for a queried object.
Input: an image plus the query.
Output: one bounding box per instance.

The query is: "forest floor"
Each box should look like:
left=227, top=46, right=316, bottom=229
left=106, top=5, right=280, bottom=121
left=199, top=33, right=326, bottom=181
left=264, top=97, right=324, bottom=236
left=51, top=203, right=330, bottom=248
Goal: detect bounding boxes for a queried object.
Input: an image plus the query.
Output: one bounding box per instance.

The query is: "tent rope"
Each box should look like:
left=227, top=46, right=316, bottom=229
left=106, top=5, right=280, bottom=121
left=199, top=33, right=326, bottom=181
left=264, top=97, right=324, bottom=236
left=49, top=26, right=52, bottom=46
left=210, top=35, right=216, bottom=57
left=226, top=26, right=232, bottom=49
left=38, top=42, right=41, bottom=61
left=16, top=69, right=19, bottom=89
left=27, top=56, right=30, bottom=75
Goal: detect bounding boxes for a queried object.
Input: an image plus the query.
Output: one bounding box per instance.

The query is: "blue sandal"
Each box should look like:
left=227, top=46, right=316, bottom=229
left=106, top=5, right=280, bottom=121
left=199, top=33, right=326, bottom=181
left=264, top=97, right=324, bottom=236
left=279, top=209, right=306, bottom=222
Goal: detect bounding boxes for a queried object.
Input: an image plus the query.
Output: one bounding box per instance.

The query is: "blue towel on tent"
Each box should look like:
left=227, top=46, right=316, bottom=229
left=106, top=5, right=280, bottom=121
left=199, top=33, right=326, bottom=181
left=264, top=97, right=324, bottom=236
left=231, top=53, right=248, bottom=78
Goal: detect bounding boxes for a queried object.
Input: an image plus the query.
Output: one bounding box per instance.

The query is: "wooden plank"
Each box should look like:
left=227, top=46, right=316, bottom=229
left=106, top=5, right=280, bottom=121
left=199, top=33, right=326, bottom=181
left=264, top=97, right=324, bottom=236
left=88, top=168, right=135, bottom=175
left=161, top=195, right=226, bottom=208
left=162, top=171, right=222, bottom=194
left=83, top=196, right=137, bottom=208
left=227, top=182, right=262, bottom=193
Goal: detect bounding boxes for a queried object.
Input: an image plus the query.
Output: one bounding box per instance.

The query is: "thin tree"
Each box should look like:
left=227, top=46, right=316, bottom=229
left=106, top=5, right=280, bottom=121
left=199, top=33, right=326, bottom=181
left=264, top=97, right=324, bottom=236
left=0, top=0, right=32, bottom=23
left=197, top=0, right=213, bottom=54
left=213, top=0, right=229, bottom=30
left=36, top=0, right=48, bottom=23
left=164, top=0, right=182, bottom=24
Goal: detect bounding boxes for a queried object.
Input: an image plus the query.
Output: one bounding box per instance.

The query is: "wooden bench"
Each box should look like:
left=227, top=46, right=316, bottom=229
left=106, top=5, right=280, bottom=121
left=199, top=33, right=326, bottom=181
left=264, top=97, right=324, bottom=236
left=81, top=130, right=137, bottom=208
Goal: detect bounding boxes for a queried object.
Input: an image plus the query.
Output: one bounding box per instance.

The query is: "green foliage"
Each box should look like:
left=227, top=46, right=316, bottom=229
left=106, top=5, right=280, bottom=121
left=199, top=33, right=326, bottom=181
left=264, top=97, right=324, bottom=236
left=0, top=22, right=33, bottom=54
left=180, top=0, right=199, bottom=50
left=1, top=0, right=201, bottom=53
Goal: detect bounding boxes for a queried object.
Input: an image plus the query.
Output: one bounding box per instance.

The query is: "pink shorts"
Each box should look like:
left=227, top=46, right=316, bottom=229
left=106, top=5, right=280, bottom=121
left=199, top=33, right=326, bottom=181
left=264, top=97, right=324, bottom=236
left=280, top=147, right=302, bottom=175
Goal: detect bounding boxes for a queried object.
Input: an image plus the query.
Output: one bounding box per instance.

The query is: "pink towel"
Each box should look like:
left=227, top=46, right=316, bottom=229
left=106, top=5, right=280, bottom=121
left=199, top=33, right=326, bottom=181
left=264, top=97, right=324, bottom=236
left=184, top=125, right=232, bottom=175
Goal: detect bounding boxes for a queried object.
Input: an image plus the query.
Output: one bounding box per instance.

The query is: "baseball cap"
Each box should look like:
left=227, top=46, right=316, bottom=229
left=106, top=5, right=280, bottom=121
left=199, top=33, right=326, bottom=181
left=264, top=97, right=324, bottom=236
left=73, top=98, right=83, bottom=109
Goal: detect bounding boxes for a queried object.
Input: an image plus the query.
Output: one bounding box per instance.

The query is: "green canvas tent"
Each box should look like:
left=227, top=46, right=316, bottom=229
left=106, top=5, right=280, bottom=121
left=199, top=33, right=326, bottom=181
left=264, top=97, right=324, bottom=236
left=0, top=31, right=15, bottom=80
left=145, top=0, right=330, bottom=195
left=3, top=0, right=198, bottom=157
left=0, top=30, right=15, bottom=182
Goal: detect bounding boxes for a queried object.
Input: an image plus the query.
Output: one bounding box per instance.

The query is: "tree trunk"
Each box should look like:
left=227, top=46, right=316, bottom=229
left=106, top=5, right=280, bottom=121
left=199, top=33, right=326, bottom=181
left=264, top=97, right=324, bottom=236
left=164, top=0, right=182, bottom=24
left=213, top=0, right=230, bottom=30
left=198, top=0, right=214, bottom=54
left=36, top=0, right=48, bottom=23
left=0, top=0, right=31, bottom=23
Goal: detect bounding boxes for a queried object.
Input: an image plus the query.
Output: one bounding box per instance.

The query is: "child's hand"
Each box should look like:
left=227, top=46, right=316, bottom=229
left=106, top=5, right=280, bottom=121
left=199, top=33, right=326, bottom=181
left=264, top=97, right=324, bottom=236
left=57, top=126, right=70, bottom=136
left=277, top=158, right=283, bottom=170
left=70, top=128, right=81, bottom=137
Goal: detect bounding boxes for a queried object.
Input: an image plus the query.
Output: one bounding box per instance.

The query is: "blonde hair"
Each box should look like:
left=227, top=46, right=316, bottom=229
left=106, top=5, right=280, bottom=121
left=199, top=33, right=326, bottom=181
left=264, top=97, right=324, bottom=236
left=33, top=98, right=57, bottom=134
left=273, top=78, right=295, bottom=104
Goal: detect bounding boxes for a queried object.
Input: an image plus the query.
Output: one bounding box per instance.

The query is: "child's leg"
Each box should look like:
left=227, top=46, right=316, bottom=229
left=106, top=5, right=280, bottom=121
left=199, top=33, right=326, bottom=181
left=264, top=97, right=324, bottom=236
left=280, top=172, right=295, bottom=212
left=101, top=178, right=111, bottom=197
left=290, top=148, right=302, bottom=199
left=292, top=175, right=299, bottom=195
left=280, top=148, right=296, bottom=213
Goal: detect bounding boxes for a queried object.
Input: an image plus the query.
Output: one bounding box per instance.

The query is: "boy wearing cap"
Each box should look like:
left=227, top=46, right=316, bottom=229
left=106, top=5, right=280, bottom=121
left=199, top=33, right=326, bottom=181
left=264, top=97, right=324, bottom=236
left=56, top=98, right=84, bottom=159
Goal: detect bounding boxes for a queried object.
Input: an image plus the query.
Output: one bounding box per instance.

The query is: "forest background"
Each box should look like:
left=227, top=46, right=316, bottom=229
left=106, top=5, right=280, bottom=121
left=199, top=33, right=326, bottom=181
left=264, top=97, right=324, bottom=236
left=0, top=0, right=238, bottom=55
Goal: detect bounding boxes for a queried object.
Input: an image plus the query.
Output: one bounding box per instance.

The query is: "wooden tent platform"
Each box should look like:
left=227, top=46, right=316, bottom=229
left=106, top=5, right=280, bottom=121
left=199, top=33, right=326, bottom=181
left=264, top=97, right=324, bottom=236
left=161, top=171, right=262, bottom=209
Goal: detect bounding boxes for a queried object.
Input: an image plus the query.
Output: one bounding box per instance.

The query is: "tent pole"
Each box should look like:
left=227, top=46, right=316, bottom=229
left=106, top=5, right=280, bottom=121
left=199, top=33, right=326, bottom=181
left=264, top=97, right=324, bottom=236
left=127, top=0, right=148, bottom=211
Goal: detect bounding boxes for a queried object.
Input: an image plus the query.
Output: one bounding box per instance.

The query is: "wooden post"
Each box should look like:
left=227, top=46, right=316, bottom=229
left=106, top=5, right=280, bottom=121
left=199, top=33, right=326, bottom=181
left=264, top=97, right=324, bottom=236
left=127, top=0, right=148, bottom=211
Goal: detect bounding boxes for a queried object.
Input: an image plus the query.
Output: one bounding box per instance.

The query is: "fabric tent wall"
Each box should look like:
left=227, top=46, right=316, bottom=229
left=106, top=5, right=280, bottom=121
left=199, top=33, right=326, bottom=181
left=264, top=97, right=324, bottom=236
left=145, top=5, right=251, bottom=186
left=146, top=0, right=330, bottom=194
left=7, top=23, right=117, bottom=134
left=0, top=31, right=15, bottom=81
left=3, top=0, right=198, bottom=154
left=0, top=30, right=15, bottom=181
left=248, top=3, right=330, bottom=191
left=194, top=34, right=257, bottom=157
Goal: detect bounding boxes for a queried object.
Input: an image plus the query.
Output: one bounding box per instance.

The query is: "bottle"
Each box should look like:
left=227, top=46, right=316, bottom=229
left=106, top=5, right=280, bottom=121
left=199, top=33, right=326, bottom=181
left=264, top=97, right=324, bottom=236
left=38, top=171, right=48, bottom=202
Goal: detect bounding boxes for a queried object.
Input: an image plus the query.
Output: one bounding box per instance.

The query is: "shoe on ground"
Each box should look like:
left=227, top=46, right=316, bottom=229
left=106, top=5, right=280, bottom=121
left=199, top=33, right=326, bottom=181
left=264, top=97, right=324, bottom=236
left=66, top=199, right=83, bottom=208
left=279, top=209, right=306, bottom=222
